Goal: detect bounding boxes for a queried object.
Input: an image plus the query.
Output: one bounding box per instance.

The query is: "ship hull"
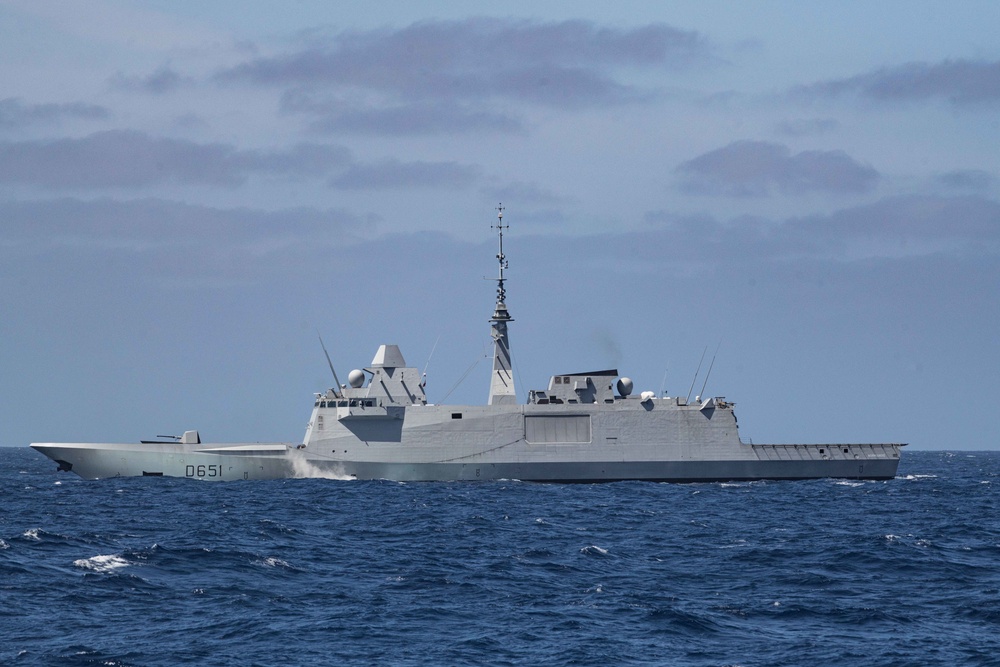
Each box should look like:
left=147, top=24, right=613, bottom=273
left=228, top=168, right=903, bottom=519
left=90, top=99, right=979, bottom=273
left=31, top=440, right=901, bottom=482
left=30, top=443, right=299, bottom=481
left=330, top=457, right=899, bottom=482
left=32, top=400, right=903, bottom=482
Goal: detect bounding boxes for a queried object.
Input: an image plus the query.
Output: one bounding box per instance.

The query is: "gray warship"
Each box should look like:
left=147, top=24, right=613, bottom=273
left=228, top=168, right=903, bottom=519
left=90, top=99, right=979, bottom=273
left=32, top=207, right=905, bottom=482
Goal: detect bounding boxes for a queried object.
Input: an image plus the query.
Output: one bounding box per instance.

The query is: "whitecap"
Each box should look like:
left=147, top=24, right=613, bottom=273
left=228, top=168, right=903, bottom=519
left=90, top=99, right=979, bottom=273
left=720, top=539, right=749, bottom=549
left=253, top=556, right=290, bottom=568
left=23, top=528, right=40, bottom=540
left=580, top=545, right=608, bottom=556
left=73, top=554, right=129, bottom=573
left=0, top=539, right=9, bottom=550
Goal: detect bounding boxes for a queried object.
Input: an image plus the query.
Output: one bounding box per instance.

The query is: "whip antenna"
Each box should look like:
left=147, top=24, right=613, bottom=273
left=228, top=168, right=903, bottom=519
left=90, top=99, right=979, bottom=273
left=317, top=332, right=343, bottom=398
left=421, top=334, right=441, bottom=389
left=699, top=340, right=722, bottom=401
left=686, top=346, right=707, bottom=403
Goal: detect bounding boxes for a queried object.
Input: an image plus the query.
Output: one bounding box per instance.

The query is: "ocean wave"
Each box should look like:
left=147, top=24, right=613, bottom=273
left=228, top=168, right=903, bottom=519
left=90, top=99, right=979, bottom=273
left=73, top=554, right=130, bottom=573
left=579, top=545, right=609, bottom=556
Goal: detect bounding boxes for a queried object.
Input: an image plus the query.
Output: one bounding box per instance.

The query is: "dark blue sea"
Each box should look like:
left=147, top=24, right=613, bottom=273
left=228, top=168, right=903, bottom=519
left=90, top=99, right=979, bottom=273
left=2, top=449, right=999, bottom=666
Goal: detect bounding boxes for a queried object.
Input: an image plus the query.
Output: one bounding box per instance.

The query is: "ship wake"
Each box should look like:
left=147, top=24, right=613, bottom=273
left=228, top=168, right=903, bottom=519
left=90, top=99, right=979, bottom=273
left=288, top=452, right=354, bottom=480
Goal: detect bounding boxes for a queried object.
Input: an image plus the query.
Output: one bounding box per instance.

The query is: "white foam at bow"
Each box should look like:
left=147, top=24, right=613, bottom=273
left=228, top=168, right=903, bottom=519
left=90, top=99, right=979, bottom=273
left=288, top=452, right=354, bottom=480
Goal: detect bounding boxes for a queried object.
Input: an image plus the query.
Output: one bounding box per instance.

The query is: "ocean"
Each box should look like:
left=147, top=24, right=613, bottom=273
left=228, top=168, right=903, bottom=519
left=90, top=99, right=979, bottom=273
left=2, top=448, right=998, bottom=666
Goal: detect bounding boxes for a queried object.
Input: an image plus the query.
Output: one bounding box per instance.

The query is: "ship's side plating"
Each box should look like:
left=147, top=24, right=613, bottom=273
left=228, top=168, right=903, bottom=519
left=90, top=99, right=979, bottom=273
left=302, top=363, right=902, bottom=482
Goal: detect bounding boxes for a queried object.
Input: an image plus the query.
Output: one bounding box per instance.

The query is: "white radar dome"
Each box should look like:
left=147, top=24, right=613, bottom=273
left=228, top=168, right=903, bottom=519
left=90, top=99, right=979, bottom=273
left=616, top=377, right=634, bottom=397
left=348, top=369, right=365, bottom=388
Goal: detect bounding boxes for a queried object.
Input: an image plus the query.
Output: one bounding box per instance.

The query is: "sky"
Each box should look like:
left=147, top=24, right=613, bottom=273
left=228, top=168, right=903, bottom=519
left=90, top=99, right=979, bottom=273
left=2, top=1, right=999, bottom=450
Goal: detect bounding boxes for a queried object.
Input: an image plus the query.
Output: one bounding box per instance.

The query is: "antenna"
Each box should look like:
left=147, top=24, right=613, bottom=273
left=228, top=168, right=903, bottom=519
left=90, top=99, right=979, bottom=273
left=487, top=203, right=516, bottom=405
left=492, top=203, right=509, bottom=307
left=686, top=346, right=708, bottom=403
left=421, top=334, right=441, bottom=389
left=317, top=332, right=343, bottom=398
left=698, top=340, right=722, bottom=400
left=659, top=369, right=669, bottom=397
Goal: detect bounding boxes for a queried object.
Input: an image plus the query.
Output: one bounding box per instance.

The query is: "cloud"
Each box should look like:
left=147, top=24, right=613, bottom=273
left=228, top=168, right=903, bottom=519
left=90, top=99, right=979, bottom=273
left=218, top=18, right=711, bottom=133
left=787, top=195, right=1000, bottom=251
left=676, top=140, right=879, bottom=196
left=792, top=59, right=1000, bottom=106
left=329, top=159, right=482, bottom=190
left=0, top=130, right=351, bottom=189
left=510, top=208, right=569, bottom=227
left=109, top=65, right=193, bottom=94
left=481, top=180, right=567, bottom=206
left=643, top=194, right=1000, bottom=265
left=935, top=169, right=995, bottom=192
left=221, top=19, right=707, bottom=92
left=0, top=197, right=374, bottom=258
left=775, top=118, right=839, bottom=137
left=281, top=90, right=523, bottom=135
left=0, top=97, right=111, bottom=128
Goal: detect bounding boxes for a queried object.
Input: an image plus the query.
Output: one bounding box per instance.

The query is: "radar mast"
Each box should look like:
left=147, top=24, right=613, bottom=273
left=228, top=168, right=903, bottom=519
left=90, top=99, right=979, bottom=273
left=488, top=204, right=516, bottom=405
